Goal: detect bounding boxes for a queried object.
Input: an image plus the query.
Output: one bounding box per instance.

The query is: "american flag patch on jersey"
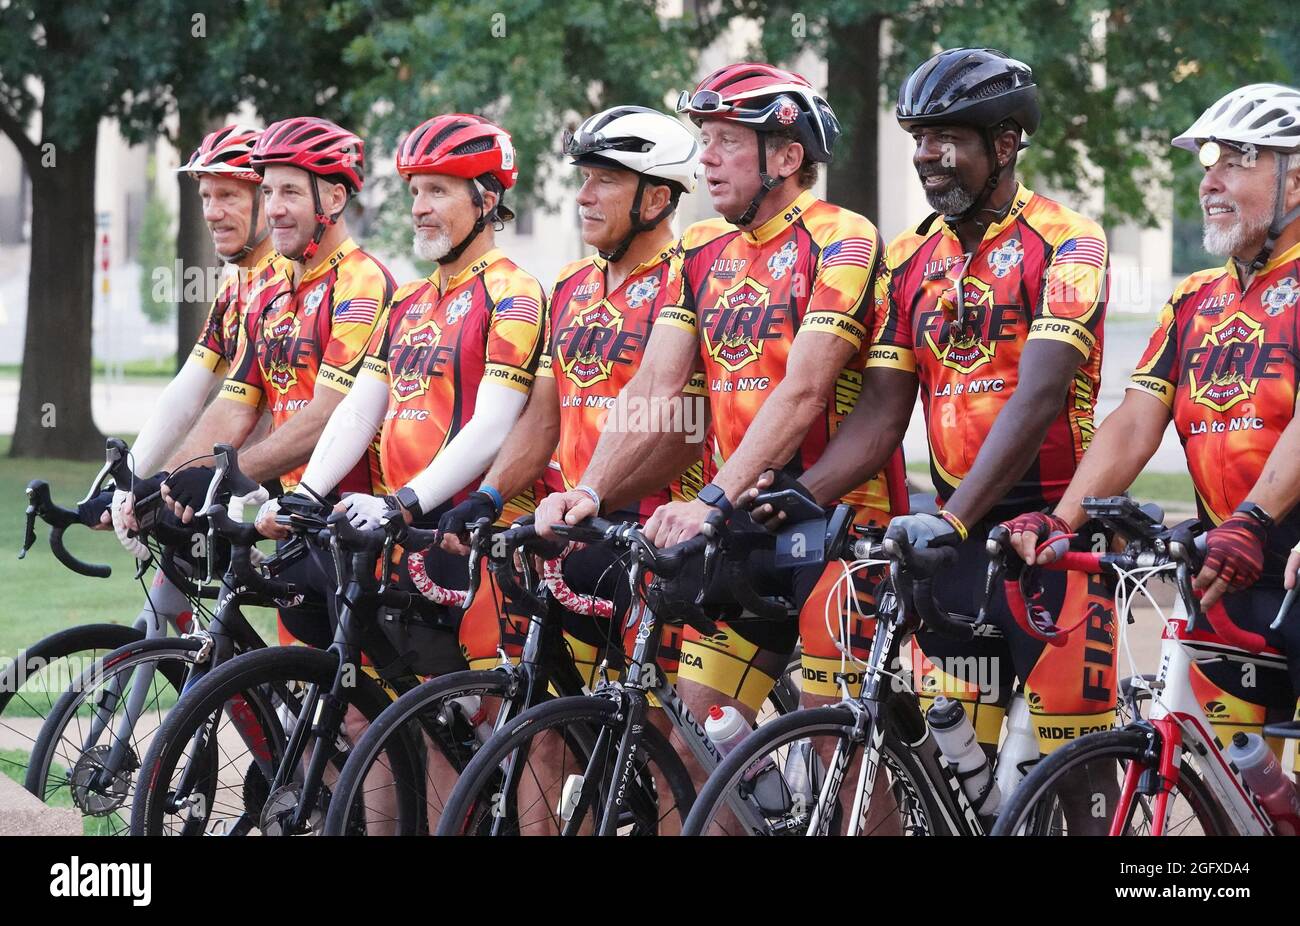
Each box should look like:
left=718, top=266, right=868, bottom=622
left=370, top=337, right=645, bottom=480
left=1054, top=237, right=1106, bottom=269
left=496, top=295, right=541, bottom=325
left=334, top=297, right=379, bottom=325
left=820, top=237, right=874, bottom=269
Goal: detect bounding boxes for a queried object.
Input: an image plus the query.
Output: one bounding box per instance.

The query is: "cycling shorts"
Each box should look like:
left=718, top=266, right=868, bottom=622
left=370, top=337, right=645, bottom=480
left=910, top=523, right=1118, bottom=754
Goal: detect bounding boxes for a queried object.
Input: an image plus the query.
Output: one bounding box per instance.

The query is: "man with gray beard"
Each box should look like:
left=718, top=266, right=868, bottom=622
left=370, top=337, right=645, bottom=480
left=1008, top=83, right=1300, bottom=762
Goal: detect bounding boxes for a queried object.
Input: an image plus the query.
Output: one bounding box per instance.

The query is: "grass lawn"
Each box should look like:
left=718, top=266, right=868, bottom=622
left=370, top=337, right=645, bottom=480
left=0, top=435, right=277, bottom=662
left=906, top=462, right=1196, bottom=511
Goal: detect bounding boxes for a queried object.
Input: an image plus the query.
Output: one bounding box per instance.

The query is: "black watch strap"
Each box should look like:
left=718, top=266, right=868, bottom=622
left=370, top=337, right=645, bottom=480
left=394, top=486, right=423, bottom=519
left=698, top=482, right=733, bottom=518
left=1236, top=501, right=1273, bottom=530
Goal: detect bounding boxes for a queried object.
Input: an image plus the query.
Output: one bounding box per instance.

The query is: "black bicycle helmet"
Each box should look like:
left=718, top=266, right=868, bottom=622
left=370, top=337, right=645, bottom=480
left=897, top=48, right=1040, bottom=226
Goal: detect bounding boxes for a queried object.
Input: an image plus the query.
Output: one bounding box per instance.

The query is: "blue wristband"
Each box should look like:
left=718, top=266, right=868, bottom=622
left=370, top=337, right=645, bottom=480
left=478, top=484, right=504, bottom=517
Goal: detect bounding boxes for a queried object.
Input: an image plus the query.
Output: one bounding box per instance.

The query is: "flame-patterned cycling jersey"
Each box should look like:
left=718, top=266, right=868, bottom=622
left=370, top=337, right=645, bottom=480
left=221, top=238, right=394, bottom=494
left=654, top=190, right=907, bottom=521
left=361, top=248, right=546, bottom=500
left=190, top=251, right=282, bottom=375
left=867, top=183, right=1108, bottom=520
left=538, top=244, right=705, bottom=521
left=1128, top=241, right=1300, bottom=584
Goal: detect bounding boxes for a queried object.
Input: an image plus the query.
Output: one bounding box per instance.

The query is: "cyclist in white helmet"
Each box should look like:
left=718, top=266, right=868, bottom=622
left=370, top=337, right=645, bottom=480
left=1010, top=83, right=1300, bottom=755
left=438, top=105, right=707, bottom=695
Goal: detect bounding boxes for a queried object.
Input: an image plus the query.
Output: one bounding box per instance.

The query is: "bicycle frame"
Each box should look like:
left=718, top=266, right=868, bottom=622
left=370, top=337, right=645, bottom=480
left=1116, top=596, right=1281, bottom=835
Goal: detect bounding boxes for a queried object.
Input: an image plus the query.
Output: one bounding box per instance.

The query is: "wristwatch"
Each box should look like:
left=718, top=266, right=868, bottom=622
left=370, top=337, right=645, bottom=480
left=393, top=486, right=423, bottom=520
left=1235, top=501, right=1274, bottom=530
left=697, top=483, right=733, bottom=519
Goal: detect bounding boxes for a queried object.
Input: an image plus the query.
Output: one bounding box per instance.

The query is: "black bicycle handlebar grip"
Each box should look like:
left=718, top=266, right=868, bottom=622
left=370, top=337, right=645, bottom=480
left=911, top=576, right=973, bottom=641
left=400, top=525, right=442, bottom=552
left=326, top=509, right=388, bottom=553
left=650, top=532, right=711, bottom=578
left=207, top=505, right=265, bottom=547
left=548, top=516, right=620, bottom=544
left=48, top=525, right=111, bottom=579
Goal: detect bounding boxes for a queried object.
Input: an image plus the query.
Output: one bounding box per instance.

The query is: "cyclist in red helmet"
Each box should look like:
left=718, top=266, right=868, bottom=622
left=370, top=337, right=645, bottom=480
left=542, top=64, right=906, bottom=737
left=160, top=115, right=394, bottom=650
left=256, top=113, right=546, bottom=674
left=89, top=124, right=283, bottom=654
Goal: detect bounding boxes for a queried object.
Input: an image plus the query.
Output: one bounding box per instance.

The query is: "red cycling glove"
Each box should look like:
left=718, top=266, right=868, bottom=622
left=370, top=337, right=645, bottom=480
left=1201, top=514, right=1267, bottom=591
left=1001, top=511, right=1072, bottom=549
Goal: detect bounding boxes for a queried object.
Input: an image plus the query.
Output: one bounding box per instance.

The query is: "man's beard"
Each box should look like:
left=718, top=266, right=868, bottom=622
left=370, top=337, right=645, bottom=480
left=414, top=227, right=453, bottom=262
left=922, top=173, right=977, bottom=216
left=1202, top=197, right=1273, bottom=258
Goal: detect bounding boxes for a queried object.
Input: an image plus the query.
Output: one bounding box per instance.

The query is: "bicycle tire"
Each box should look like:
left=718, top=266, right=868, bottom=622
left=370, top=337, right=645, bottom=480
left=990, top=727, right=1234, bottom=836
left=681, top=704, right=952, bottom=835
left=131, top=646, right=412, bottom=836
left=0, top=623, right=144, bottom=783
left=323, top=669, right=519, bottom=836
left=23, top=637, right=201, bottom=835
left=435, top=694, right=696, bottom=836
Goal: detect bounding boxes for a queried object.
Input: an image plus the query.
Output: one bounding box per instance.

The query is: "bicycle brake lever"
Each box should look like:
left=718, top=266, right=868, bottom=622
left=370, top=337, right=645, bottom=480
left=1272, top=582, right=1298, bottom=631
left=19, top=495, right=38, bottom=560
left=80, top=438, right=130, bottom=505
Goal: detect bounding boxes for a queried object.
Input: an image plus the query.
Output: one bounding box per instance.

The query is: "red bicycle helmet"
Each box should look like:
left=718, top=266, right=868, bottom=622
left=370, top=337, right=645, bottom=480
left=397, top=114, right=517, bottom=265
left=396, top=114, right=517, bottom=191
left=179, top=123, right=267, bottom=263
left=179, top=123, right=263, bottom=184
left=252, top=117, right=365, bottom=262
left=677, top=62, right=839, bottom=225
left=252, top=116, right=365, bottom=193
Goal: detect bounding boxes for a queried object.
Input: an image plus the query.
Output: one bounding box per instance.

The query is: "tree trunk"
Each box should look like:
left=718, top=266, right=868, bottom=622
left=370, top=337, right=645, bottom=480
left=9, top=133, right=105, bottom=460
left=174, top=107, right=219, bottom=371
left=826, top=14, right=883, bottom=222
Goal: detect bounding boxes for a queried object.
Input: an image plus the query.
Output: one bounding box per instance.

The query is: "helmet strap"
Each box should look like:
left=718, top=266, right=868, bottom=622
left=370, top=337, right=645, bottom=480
left=438, top=181, right=490, bottom=266
left=599, top=176, right=679, bottom=263
left=1246, top=154, right=1300, bottom=275
left=729, top=133, right=782, bottom=228
left=297, top=173, right=345, bottom=264
left=222, top=188, right=268, bottom=265
left=943, top=129, right=1006, bottom=230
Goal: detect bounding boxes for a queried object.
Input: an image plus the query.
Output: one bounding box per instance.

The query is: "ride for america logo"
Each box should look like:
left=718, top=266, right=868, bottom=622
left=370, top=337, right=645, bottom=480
left=257, top=306, right=303, bottom=394
left=389, top=319, right=445, bottom=402
left=701, top=277, right=786, bottom=373
left=1185, top=311, right=1289, bottom=413
left=555, top=302, right=646, bottom=389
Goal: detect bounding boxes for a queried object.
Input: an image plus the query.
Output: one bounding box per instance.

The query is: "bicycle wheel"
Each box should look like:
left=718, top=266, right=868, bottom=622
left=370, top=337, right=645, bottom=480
left=681, top=704, right=950, bottom=835
left=0, top=623, right=143, bottom=784
left=23, top=637, right=201, bottom=836
left=990, top=727, right=1233, bottom=836
left=323, top=669, right=520, bottom=836
left=131, top=646, right=412, bottom=836
left=435, top=695, right=696, bottom=836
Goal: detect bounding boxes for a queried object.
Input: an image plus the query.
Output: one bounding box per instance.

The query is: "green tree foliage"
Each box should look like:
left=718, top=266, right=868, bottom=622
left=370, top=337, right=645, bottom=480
left=137, top=158, right=176, bottom=326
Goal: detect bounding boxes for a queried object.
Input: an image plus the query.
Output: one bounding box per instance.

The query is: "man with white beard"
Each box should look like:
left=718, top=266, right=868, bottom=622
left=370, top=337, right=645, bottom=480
left=1007, top=83, right=1300, bottom=754
left=257, top=113, right=547, bottom=674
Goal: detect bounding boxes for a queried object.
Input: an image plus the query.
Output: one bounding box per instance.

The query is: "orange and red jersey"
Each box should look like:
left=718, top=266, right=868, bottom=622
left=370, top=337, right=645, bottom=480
left=539, top=244, right=705, bottom=520
left=656, top=190, right=906, bottom=522
left=1129, top=241, right=1300, bottom=582
left=221, top=238, right=394, bottom=494
left=362, top=248, right=546, bottom=502
left=190, top=251, right=281, bottom=375
left=868, top=183, right=1108, bottom=519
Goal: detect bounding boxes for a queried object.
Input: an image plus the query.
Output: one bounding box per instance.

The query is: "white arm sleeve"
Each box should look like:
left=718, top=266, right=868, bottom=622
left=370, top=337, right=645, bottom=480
left=404, top=381, right=528, bottom=512
left=130, top=359, right=222, bottom=475
left=297, top=373, right=389, bottom=497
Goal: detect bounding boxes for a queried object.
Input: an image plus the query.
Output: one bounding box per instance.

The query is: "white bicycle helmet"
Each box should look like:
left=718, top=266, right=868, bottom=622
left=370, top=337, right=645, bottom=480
left=564, top=105, right=700, bottom=260
left=1172, top=83, right=1300, bottom=154
left=1173, top=83, right=1300, bottom=271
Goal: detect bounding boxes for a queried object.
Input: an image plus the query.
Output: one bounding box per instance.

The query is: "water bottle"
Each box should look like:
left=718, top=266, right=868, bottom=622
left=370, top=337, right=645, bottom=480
left=927, top=696, right=1000, bottom=816
left=1227, top=732, right=1300, bottom=835
left=705, top=705, right=788, bottom=814
left=782, top=738, right=825, bottom=808
left=449, top=695, right=493, bottom=744
left=994, top=693, right=1039, bottom=802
